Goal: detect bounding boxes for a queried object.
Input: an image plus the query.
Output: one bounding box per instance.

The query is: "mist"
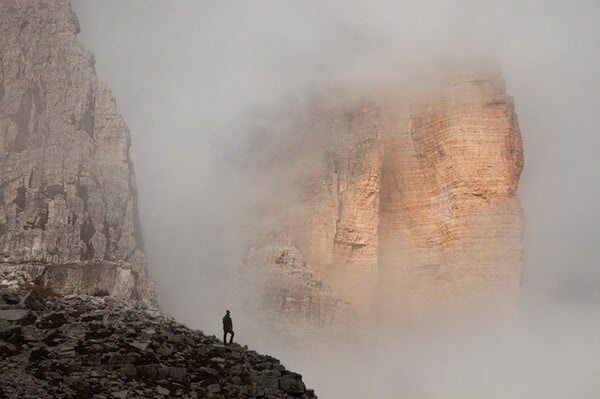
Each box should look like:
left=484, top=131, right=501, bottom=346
left=71, top=1, right=600, bottom=397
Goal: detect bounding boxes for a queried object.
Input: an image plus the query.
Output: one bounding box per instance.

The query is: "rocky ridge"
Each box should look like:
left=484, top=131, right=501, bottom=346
left=0, top=269, right=317, bottom=399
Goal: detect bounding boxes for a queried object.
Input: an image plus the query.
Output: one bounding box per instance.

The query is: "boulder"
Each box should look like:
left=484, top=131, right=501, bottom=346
left=0, top=309, right=31, bottom=322
left=279, top=372, right=306, bottom=396
left=21, top=290, right=46, bottom=311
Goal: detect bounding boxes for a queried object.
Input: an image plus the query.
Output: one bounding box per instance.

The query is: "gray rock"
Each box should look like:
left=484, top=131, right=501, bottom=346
left=0, top=309, right=31, bottom=322
left=2, top=292, right=21, bottom=305
left=128, top=341, right=149, bottom=351
left=21, top=290, right=45, bottom=311
left=279, top=372, right=306, bottom=395
left=118, top=364, right=137, bottom=378
left=38, top=312, right=67, bottom=329
left=166, top=367, right=187, bottom=383
left=0, top=322, right=22, bottom=343
left=136, top=364, right=158, bottom=379
left=206, top=384, right=221, bottom=394
left=0, top=0, right=155, bottom=302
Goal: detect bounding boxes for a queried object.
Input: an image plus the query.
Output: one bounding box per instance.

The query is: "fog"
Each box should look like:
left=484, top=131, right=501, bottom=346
left=71, top=1, right=600, bottom=397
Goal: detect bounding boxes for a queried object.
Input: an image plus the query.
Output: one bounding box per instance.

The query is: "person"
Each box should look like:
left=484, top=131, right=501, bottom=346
left=222, top=310, right=234, bottom=344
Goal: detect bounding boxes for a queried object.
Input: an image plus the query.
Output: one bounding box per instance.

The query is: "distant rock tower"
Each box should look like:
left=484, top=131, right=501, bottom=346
left=253, top=72, right=524, bottom=322
left=0, top=0, right=154, bottom=300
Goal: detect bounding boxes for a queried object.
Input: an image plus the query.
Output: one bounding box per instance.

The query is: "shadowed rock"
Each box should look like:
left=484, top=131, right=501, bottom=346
left=0, top=0, right=154, bottom=301
left=0, top=285, right=318, bottom=398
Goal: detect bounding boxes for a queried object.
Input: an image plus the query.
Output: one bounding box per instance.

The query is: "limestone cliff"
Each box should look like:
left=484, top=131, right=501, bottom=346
left=254, top=72, right=524, bottom=321
left=0, top=0, right=153, bottom=300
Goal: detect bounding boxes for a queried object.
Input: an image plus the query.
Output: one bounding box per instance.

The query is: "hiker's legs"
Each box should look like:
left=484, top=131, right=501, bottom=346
left=229, top=331, right=234, bottom=344
left=223, top=331, right=227, bottom=344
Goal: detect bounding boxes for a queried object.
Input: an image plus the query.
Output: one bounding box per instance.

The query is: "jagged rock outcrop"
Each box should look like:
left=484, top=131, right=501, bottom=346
left=256, top=72, right=524, bottom=320
left=244, top=231, right=354, bottom=328
left=0, top=0, right=153, bottom=300
left=0, top=272, right=317, bottom=399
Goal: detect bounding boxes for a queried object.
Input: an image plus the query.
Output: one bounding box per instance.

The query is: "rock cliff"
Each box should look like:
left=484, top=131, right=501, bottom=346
left=0, top=0, right=153, bottom=300
left=244, top=231, right=354, bottom=328
left=254, top=72, right=524, bottom=321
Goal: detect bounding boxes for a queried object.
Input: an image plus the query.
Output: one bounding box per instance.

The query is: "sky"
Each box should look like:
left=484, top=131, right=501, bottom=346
left=70, top=1, right=600, bottom=397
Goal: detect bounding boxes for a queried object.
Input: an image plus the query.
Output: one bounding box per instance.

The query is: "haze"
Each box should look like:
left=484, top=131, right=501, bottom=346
left=71, top=1, right=600, bottom=397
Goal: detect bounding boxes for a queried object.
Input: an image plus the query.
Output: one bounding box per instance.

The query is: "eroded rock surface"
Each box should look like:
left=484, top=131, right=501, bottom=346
left=0, top=0, right=153, bottom=300
left=255, top=73, right=524, bottom=320
left=244, top=231, right=354, bottom=328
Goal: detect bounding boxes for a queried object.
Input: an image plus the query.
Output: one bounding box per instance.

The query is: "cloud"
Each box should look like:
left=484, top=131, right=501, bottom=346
left=71, top=1, right=600, bottom=397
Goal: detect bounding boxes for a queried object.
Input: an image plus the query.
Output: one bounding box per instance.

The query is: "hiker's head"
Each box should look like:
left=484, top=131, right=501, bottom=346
left=226, top=310, right=230, bottom=315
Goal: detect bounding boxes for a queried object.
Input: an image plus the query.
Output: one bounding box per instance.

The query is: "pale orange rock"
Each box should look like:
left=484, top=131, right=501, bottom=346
left=255, top=72, right=524, bottom=322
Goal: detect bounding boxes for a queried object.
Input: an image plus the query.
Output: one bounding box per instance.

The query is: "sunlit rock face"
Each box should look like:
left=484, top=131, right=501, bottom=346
left=0, top=0, right=154, bottom=300
left=375, top=75, right=524, bottom=317
left=257, top=73, right=524, bottom=322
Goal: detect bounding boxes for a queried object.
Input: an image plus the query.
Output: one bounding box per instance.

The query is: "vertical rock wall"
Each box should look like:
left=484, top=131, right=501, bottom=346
left=377, top=76, right=524, bottom=315
left=286, top=104, right=384, bottom=316
left=257, top=73, right=524, bottom=321
left=0, top=0, right=154, bottom=300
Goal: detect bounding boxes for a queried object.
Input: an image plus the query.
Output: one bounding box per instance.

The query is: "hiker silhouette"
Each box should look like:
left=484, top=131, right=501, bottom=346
left=223, top=310, right=234, bottom=344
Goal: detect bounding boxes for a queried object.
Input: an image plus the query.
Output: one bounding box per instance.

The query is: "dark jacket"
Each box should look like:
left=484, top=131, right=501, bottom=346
left=223, top=314, right=233, bottom=332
